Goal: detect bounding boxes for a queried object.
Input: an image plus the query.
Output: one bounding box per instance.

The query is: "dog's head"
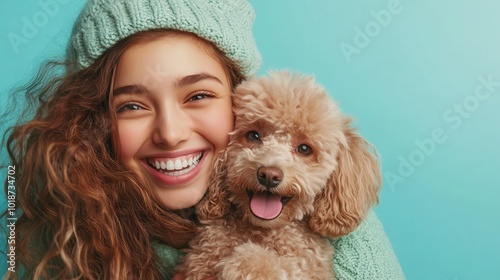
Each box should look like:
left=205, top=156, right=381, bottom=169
left=197, top=71, right=381, bottom=238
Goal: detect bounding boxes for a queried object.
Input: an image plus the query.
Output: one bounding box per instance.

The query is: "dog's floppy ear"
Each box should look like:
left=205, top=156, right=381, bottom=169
left=309, top=123, right=381, bottom=238
left=196, top=149, right=231, bottom=222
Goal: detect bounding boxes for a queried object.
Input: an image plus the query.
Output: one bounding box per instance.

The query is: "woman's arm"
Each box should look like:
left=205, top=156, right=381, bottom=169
left=153, top=211, right=405, bottom=279
left=330, top=211, right=405, bottom=279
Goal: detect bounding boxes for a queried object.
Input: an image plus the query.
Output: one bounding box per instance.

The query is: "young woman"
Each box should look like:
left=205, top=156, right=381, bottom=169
left=3, top=0, right=404, bottom=279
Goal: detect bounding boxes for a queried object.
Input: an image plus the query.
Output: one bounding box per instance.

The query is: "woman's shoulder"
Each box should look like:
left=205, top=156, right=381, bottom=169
left=330, top=211, right=406, bottom=280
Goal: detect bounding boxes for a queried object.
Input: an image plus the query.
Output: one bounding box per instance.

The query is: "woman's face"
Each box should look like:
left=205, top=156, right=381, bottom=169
left=112, top=34, right=233, bottom=210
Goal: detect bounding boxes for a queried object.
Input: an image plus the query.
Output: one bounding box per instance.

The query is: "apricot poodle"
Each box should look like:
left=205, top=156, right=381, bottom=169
left=177, top=71, right=381, bottom=280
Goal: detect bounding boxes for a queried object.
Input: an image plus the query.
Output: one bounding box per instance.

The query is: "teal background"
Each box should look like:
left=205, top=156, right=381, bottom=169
left=1, top=1, right=499, bottom=279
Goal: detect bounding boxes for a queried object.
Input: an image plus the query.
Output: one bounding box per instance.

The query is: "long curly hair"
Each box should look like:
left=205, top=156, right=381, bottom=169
left=2, top=29, right=244, bottom=279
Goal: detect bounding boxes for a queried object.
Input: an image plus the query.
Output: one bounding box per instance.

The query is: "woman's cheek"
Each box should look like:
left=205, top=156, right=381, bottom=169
left=116, top=120, right=148, bottom=163
left=202, top=105, right=233, bottom=149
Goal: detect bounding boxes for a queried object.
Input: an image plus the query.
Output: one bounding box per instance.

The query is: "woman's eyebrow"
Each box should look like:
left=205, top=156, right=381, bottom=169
left=175, top=73, right=223, bottom=88
left=113, top=84, right=151, bottom=96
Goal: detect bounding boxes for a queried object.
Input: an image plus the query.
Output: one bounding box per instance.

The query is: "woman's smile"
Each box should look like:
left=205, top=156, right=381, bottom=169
left=147, top=151, right=203, bottom=175
left=143, top=150, right=207, bottom=185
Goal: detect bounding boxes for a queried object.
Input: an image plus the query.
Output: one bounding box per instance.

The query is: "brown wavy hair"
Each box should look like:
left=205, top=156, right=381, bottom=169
left=2, top=29, right=244, bottom=279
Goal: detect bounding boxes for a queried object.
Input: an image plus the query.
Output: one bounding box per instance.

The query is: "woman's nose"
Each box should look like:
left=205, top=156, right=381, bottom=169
left=152, top=106, right=190, bottom=147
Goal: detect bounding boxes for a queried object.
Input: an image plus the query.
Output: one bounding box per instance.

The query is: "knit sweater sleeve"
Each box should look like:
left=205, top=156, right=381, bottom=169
left=330, top=211, right=405, bottom=279
left=153, top=211, right=405, bottom=280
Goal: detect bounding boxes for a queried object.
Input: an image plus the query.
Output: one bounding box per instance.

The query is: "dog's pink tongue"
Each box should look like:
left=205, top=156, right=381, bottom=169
left=250, top=192, right=283, bottom=220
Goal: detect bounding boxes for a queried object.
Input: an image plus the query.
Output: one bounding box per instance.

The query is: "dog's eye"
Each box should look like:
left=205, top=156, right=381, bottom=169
left=246, top=131, right=261, bottom=142
left=297, top=144, right=313, bottom=156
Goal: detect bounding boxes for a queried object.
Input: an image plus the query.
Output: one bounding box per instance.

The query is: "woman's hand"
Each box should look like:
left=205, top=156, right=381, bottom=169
left=172, top=272, right=216, bottom=280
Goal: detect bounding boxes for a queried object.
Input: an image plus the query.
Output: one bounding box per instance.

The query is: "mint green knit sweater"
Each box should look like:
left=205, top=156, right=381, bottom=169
left=152, top=211, right=405, bottom=279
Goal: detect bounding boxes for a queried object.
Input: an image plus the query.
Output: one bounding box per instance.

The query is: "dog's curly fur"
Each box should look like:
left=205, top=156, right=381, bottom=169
left=177, top=71, right=381, bottom=279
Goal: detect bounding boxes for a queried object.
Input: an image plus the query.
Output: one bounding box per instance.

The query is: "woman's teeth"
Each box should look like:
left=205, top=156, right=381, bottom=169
left=148, top=152, right=203, bottom=176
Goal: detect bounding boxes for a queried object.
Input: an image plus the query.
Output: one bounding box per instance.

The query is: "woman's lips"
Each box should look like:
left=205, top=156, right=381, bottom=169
left=142, top=150, right=207, bottom=185
left=147, top=151, right=203, bottom=173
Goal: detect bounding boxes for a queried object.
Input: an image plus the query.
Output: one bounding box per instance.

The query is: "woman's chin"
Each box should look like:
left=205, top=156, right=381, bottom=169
left=156, top=188, right=206, bottom=210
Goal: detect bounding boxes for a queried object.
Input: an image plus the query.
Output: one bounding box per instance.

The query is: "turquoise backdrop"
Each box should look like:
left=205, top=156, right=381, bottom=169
left=1, top=1, right=499, bottom=279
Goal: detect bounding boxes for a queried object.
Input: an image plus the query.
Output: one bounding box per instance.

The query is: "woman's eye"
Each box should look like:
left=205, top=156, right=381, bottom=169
left=188, top=92, right=215, bottom=102
left=246, top=131, right=261, bottom=142
left=117, top=103, right=142, bottom=113
left=297, top=144, right=313, bottom=156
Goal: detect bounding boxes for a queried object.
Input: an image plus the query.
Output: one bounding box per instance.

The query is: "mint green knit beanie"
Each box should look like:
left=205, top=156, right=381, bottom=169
left=66, top=0, right=262, bottom=76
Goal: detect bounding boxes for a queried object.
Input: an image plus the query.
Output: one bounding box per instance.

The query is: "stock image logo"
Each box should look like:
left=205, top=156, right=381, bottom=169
left=384, top=74, right=500, bottom=190
left=7, top=0, right=70, bottom=54
left=339, top=0, right=412, bottom=63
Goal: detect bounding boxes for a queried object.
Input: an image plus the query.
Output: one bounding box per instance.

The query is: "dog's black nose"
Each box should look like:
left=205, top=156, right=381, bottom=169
left=257, top=166, right=283, bottom=189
